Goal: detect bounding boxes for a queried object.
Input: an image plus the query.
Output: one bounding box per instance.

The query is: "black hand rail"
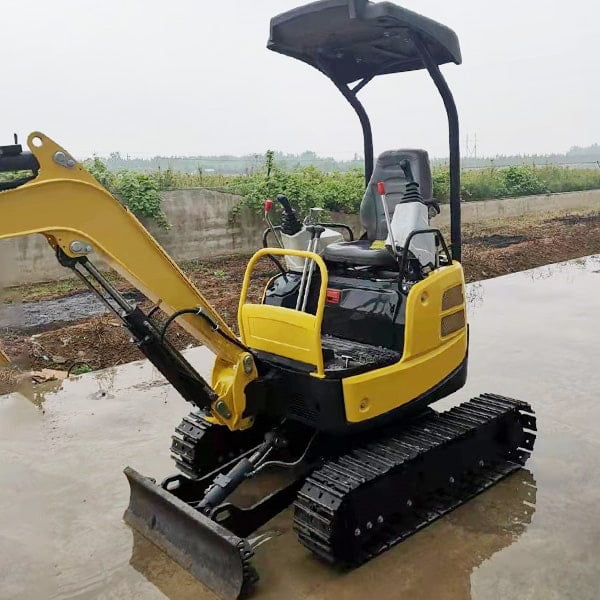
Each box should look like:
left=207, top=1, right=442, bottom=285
left=398, top=228, right=452, bottom=284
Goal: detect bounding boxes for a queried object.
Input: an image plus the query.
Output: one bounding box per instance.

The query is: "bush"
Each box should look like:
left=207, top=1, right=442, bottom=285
left=502, top=165, right=545, bottom=196
left=117, top=170, right=169, bottom=229
left=85, top=152, right=600, bottom=222
left=226, top=165, right=365, bottom=218
left=84, top=157, right=170, bottom=229
left=433, top=164, right=600, bottom=203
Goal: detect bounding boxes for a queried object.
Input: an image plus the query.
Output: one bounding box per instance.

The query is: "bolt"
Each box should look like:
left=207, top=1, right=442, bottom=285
left=449, top=476, right=455, bottom=484
left=366, top=521, right=373, bottom=530
left=377, top=515, right=384, bottom=524
left=214, top=400, right=231, bottom=419
left=479, top=460, right=485, bottom=468
left=69, top=240, right=92, bottom=255
left=406, top=499, right=413, bottom=507
left=53, top=150, right=76, bottom=168
left=354, top=528, right=361, bottom=537
left=243, top=354, right=254, bottom=374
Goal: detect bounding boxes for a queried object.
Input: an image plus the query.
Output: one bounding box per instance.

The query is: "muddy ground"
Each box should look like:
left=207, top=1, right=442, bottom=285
left=0, top=209, right=598, bottom=382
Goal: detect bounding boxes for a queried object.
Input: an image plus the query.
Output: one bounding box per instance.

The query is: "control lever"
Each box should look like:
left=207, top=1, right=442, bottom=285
left=399, top=158, right=415, bottom=183
left=377, top=181, right=399, bottom=259
left=277, top=194, right=302, bottom=235
left=263, top=199, right=283, bottom=247
left=299, top=225, right=325, bottom=313
left=295, top=226, right=316, bottom=311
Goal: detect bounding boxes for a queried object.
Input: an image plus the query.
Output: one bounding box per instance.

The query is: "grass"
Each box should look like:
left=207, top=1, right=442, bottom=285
left=1, top=270, right=124, bottom=304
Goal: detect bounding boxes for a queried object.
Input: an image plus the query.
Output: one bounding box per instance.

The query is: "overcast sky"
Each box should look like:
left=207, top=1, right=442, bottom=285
left=4, top=0, right=599, bottom=159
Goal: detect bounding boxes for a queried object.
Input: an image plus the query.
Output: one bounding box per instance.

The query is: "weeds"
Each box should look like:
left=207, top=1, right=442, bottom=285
left=69, top=363, right=94, bottom=376
left=81, top=154, right=600, bottom=221
left=84, top=158, right=170, bottom=229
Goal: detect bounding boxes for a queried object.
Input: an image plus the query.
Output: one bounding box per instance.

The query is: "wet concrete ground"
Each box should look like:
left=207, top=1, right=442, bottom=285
left=1, top=255, right=599, bottom=600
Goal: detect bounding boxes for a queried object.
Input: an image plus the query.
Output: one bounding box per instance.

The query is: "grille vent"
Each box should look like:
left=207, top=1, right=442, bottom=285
left=441, top=309, right=465, bottom=337
left=442, top=285, right=464, bottom=311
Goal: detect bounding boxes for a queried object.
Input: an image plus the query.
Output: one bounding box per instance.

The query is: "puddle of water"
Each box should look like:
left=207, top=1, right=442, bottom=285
left=1, top=257, right=600, bottom=600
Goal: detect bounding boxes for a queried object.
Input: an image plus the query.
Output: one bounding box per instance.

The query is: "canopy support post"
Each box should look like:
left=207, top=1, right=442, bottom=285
left=333, top=80, right=374, bottom=187
left=413, top=34, right=461, bottom=262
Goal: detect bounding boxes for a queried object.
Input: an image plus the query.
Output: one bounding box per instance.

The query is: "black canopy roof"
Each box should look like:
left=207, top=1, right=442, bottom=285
left=268, top=0, right=461, bottom=84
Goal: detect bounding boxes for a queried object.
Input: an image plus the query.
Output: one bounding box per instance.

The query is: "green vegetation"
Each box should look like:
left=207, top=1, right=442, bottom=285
left=84, top=158, right=170, bottom=229
left=3, top=152, right=599, bottom=224
left=90, top=155, right=600, bottom=218
left=227, top=165, right=365, bottom=217
left=458, top=164, right=600, bottom=202
left=224, top=159, right=600, bottom=216
left=69, top=363, right=95, bottom=376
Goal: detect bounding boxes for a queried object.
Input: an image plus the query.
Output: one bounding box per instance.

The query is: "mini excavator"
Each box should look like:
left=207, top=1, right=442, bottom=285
left=0, top=2, right=536, bottom=598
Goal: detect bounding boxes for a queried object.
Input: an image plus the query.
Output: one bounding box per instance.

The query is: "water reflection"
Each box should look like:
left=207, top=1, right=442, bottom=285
left=130, top=531, right=209, bottom=600
left=0, top=366, right=65, bottom=407
left=466, top=253, right=600, bottom=316
left=128, top=469, right=536, bottom=600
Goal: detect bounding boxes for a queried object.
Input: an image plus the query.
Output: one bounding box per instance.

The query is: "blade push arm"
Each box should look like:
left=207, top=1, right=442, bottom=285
left=0, top=132, right=256, bottom=430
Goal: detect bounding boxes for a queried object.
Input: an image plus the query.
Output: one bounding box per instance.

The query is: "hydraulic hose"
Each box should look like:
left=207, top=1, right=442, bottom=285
left=160, top=307, right=249, bottom=351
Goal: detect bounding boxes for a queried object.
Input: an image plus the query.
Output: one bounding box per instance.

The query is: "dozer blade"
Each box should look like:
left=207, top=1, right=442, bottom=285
left=123, top=466, right=256, bottom=600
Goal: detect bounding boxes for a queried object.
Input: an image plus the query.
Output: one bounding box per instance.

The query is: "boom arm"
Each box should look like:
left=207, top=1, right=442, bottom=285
left=0, top=132, right=257, bottom=431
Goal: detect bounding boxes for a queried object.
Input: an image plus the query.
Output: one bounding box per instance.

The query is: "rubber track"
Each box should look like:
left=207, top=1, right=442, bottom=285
left=293, top=394, right=537, bottom=565
left=170, top=411, right=211, bottom=478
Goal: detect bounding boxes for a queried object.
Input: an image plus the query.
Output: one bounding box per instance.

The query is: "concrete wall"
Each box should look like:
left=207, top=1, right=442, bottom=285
left=151, top=189, right=264, bottom=261
left=0, top=189, right=264, bottom=288
left=435, top=189, right=600, bottom=227
left=1, top=188, right=598, bottom=287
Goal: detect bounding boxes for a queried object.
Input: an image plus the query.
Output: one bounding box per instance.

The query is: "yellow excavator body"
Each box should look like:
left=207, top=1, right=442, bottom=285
left=239, top=246, right=467, bottom=423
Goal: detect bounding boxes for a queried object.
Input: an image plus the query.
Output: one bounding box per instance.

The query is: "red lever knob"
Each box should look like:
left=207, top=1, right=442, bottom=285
left=377, top=181, right=386, bottom=195
left=264, top=199, right=274, bottom=213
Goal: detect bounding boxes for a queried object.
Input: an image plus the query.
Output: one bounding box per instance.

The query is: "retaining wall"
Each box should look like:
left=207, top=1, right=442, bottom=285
left=1, top=188, right=598, bottom=287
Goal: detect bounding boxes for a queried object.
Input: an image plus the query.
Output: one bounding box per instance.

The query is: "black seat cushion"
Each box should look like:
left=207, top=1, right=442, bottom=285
left=323, top=240, right=397, bottom=268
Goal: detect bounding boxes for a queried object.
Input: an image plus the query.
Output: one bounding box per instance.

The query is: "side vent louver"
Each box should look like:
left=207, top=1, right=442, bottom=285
left=442, top=285, right=464, bottom=311
left=441, top=309, right=465, bottom=337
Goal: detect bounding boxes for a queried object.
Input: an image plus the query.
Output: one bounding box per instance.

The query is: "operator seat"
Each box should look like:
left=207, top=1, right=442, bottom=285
left=323, top=149, right=433, bottom=268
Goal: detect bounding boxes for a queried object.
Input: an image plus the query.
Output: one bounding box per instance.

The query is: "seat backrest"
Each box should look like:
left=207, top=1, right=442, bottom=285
left=360, top=149, right=433, bottom=240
